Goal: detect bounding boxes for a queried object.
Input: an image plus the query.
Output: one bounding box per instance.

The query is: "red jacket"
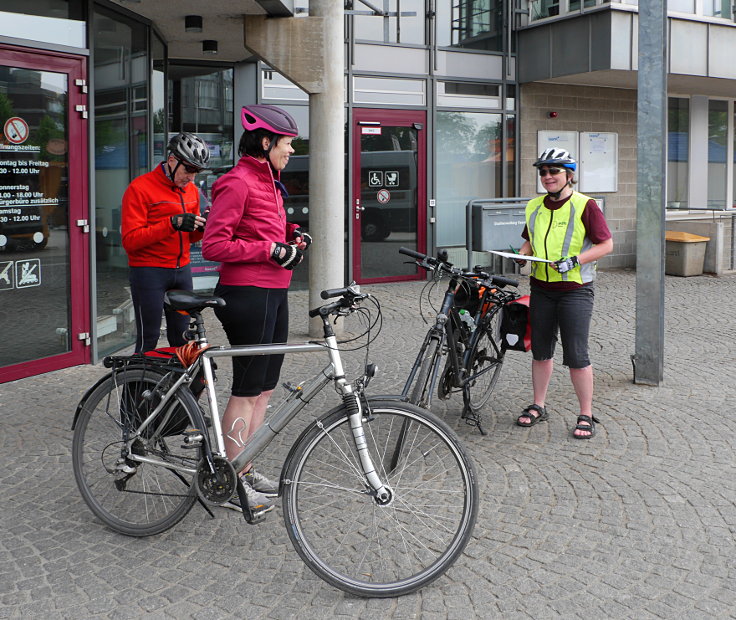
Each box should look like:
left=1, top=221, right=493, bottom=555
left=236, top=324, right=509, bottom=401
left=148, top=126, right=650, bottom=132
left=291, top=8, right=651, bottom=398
left=121, top=164, right=204, bottom=268
left=202, top=155, right=298, bottom=288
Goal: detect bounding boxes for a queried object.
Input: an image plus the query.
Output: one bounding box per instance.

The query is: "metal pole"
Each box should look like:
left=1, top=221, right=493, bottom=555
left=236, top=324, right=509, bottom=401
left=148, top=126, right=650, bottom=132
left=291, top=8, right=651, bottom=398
left=308, top=0, right=345, bottom=336
left=633, top=1, right=667, bottom=385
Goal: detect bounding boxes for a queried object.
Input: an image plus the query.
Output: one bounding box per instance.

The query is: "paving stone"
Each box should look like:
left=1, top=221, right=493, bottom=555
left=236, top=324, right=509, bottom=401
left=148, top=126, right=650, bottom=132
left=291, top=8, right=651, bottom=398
left=2, top=270, right=736, bottom=617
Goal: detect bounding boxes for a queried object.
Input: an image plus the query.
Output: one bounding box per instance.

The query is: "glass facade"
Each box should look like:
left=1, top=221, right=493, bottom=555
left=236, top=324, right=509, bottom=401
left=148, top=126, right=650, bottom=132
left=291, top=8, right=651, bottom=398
left=93, top=6, right=150, bottom=355
left=667, top=97, right=689, bottom=208
left=436, top=0, right=506, bottom=51
left=707, top=100, right=728, bottom=210
left=0, top=64, right=72, bottom=366
left=0, top=1, right=86, bottom=48
left=435, top=111, right=513, bottom=246
left=353, top=0, right=425, bottom=44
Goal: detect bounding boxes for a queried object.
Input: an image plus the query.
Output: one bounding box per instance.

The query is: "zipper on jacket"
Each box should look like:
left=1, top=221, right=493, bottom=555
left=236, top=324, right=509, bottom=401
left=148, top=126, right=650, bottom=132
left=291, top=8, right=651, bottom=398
left=542, top=209, right=553, bottom=280
left=176, top=188, right=185, bottom=268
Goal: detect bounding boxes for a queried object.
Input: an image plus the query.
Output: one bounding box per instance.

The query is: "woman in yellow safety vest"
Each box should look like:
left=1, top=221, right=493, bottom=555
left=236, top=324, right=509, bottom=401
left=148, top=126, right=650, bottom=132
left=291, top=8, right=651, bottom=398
left=514, top=148, right=613, bottom=439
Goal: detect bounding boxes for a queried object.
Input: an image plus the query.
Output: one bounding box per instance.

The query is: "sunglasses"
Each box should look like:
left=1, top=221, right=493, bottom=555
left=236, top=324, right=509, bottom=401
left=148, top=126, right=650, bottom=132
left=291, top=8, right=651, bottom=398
left=177, top=159, right=202, bottom=174
left=538, top=167, right=565, bottom=177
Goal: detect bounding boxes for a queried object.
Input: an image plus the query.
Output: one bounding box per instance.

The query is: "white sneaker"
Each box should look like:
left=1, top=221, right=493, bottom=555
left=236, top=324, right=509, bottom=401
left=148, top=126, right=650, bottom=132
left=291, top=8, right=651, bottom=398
left=221, top=483, right=275, bottom=514
left=242, top=468, right=279, bottom=497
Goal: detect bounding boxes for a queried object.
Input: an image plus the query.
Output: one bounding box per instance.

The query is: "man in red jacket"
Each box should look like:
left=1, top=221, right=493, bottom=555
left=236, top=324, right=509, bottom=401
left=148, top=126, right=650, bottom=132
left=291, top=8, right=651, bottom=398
left=121, top=132, right=210, bottom=353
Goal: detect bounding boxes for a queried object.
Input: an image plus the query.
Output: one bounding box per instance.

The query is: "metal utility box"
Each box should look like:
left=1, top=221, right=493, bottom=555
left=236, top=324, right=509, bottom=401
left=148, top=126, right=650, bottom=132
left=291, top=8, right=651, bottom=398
left=470, top=201, right=527, bottom=251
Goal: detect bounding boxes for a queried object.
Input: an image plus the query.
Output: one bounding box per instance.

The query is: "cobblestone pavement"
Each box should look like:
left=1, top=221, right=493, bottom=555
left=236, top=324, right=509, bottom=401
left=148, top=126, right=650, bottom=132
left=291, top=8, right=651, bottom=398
left=2, top=269, right=736, bottom=619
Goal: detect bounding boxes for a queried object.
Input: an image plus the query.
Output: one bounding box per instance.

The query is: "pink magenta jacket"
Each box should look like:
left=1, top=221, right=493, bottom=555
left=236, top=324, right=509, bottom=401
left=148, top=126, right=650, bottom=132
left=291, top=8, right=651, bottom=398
left=202, top=154, right=299, bottom=288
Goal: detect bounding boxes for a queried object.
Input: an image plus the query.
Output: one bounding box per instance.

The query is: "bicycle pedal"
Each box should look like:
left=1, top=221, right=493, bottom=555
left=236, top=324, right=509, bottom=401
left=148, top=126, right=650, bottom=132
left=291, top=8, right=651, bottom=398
left=181, top=429, right=203, bottom=449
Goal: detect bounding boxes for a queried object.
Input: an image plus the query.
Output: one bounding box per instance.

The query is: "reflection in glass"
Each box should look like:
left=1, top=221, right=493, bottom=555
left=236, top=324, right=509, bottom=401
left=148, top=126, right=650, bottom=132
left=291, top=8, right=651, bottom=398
left=667, top=97, right=689, bottom=209
left=436, top=0, right=505, bottom=51
left=0, top=66, right=71, bottom=366
left=707, top=100, right=727, bottom=209
left=359, top=126, right=418, bottom=280
left=93, top=7, right=149, bottom=355
left=353, top=0, right=425, bottom=44
left=436, top=111, right=505, bottom=246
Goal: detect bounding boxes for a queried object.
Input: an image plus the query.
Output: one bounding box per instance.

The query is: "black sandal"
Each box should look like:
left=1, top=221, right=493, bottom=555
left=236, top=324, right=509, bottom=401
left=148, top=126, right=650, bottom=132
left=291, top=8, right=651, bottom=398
left=573, top=414, right=600, bottom=439
left=516, top=404, right=548, bottom=427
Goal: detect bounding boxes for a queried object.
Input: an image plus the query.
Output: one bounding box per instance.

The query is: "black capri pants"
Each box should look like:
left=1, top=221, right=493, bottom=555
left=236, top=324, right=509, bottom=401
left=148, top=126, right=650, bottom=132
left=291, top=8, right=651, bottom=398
left=529, top=283, right=594, bottom=369
left=213, top=284, right=289, bottom=397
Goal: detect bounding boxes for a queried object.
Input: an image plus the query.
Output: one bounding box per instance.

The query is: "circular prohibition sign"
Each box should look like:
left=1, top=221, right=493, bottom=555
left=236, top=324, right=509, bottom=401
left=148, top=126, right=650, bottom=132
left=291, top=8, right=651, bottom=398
left=376, top=188, right=391, bottom=204
left=4, top=117, right=29, bottom=144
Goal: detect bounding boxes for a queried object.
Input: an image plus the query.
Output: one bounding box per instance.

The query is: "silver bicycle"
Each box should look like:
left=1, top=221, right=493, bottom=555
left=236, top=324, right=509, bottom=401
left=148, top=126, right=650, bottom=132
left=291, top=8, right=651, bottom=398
left=71, top=285, right=479, bottom=598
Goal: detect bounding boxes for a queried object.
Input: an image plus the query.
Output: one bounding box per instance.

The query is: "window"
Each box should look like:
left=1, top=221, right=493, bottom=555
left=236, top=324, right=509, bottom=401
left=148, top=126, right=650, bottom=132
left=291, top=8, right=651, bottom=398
left=703, top=0, right=732, bottom=19
left=436, top=0, right=505, bottom=51
left=93, top=6, right=151, bottom=355
left=707, top=100, right=728, bottom=209
left=667, top=97, right=689, bottom=208
left=353, top=0, right=425, bottom=44
left=436, top=111, right=513, bottom=245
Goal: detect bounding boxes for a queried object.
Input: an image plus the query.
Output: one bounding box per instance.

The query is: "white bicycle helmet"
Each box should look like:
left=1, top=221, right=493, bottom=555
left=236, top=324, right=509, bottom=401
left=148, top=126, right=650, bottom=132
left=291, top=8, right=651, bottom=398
left=534, top=148, right=577, bottom=172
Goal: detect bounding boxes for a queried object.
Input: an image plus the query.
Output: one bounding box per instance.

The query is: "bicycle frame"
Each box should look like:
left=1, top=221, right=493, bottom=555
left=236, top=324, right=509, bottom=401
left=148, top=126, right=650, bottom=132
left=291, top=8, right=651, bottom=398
left=124, top=324, right=391, bottom=503
left=401, top=277, right=475, bottom=403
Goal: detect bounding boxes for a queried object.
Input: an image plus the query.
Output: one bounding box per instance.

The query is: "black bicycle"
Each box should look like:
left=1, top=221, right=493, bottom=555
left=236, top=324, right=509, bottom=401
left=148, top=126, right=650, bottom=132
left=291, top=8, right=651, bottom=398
left=398, top=247, right=520, bottom=434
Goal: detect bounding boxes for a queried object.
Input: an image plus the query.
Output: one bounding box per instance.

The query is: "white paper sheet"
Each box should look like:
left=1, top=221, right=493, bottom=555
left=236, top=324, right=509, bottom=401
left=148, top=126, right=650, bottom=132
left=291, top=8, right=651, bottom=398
left=489, top=250, right=555, bottom=264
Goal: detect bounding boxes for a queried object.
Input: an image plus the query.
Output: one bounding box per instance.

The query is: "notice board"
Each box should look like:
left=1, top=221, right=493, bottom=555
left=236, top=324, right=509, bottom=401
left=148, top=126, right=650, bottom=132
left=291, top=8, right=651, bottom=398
left=579, top=132, right=618, bottom=193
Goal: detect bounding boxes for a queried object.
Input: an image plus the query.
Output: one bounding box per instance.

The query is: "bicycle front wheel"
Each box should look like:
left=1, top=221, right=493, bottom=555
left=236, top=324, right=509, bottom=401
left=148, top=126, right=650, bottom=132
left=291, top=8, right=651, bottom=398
left=72, top=368, right=203, bottom=537
left=463, top=308, right=505, bottom=412
left=282, top=399, right=478, bottom=598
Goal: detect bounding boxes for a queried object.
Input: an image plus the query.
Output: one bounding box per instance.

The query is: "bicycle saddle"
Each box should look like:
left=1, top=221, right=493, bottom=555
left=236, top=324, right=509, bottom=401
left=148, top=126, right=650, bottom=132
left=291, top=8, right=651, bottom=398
left=164, top=289, right=226, bottom=312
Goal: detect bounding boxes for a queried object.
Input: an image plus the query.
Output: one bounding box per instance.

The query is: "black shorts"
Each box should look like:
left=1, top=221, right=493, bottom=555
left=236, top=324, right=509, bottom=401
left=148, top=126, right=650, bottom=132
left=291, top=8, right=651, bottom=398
left=529, top=284, right=594, bottom=369
left=213, top=284, right=289, bottom=397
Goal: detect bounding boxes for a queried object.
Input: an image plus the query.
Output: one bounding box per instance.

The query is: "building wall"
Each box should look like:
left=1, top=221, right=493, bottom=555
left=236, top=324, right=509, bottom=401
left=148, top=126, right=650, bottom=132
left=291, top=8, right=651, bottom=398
left=520, top=82, right=637, bottom=269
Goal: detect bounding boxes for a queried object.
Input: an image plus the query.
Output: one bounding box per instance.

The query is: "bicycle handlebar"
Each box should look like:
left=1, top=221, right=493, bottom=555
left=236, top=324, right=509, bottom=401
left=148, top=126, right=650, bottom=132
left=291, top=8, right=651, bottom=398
left=398, top=247, right=519, bottom=289
left=309, top=283, right=368, bottom=318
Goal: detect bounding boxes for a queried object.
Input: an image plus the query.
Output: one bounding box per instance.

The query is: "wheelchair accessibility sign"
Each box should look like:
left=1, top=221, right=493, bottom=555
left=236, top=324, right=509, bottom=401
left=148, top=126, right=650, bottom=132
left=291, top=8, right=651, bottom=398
left=16, top=258, right=40, bottom=288
left=0, top=261, right=12, bottom=290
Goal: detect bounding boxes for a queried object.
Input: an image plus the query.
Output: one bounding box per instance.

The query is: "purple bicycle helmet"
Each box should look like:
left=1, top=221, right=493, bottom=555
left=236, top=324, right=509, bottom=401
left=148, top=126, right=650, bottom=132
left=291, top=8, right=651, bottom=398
left=241, top=105, right=298, bottom=137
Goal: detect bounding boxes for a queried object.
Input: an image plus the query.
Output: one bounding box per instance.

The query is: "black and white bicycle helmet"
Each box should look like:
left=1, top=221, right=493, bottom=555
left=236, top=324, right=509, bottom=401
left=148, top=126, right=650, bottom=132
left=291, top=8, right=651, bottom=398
left=167, top=132, right=211, bottom=170
left=533, top=148, right=577, bottom=172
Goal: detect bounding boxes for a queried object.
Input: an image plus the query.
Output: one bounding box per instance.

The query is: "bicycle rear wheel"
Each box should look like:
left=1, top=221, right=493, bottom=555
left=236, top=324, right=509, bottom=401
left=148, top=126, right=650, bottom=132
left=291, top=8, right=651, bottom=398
left=282, top=399, right=478, bottom=598
left=409, top=336, right=441, bottom=408
left=72, top=367, right=203, bottom=537
left=463, top=308, right=505, bottom=413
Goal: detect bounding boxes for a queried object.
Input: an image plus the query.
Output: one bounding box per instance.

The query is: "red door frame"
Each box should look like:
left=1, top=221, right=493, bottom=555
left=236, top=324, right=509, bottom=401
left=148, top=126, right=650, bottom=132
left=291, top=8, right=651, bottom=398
left=0, top=45, right=90, bottom=383
left=352, top=108, right=427, bottom=284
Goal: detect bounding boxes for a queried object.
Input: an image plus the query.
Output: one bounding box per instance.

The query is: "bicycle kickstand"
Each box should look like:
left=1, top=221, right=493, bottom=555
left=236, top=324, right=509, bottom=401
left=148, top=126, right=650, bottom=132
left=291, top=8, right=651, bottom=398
left=462, top=405, right=488, bottom=436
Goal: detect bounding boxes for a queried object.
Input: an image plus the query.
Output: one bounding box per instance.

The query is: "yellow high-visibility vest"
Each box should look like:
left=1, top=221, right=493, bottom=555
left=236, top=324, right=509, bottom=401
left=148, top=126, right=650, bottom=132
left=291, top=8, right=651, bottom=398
left=526, top=191, right=596, bottom=284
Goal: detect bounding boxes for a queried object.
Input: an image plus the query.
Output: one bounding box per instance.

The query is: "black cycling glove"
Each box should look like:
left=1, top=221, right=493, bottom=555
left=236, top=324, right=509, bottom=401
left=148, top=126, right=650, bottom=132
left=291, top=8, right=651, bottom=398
left=170, top=212, right=198, bottom=232
left=292, top=227, right=312, bottom=250
left=271, top=242, right=304, bottom=270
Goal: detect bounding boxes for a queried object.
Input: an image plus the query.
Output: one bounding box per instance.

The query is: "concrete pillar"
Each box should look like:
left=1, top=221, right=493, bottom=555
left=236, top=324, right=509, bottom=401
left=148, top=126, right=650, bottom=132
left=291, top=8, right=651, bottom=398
left=243, top=5, right=345, bottom=336
left=634, top=1, right=667, bottom=385
left=307, top=1, right=345, bottom=336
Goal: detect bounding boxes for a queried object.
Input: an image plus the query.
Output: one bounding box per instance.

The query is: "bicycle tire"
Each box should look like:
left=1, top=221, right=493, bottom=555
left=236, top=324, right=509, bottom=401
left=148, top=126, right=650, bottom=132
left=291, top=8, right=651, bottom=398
left=409, top=336, right=441, bottom=408
left=72, top=367, right=203, bottom=537
left=281, top=399, right=478, bottom=598
left=463, top=307, right=505, bottom=413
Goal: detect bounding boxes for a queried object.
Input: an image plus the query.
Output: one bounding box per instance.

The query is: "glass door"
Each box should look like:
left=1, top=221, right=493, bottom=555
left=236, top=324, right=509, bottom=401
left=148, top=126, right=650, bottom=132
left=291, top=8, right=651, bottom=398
left=352, top=109, right=426, bottom=283
left=0, top=45, right=89, bottom=382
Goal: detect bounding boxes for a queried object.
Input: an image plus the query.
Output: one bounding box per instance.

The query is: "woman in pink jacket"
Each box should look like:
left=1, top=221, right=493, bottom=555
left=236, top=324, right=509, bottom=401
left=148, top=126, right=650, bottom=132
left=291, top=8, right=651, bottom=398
left=202, top=105, right=311, bottom=515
